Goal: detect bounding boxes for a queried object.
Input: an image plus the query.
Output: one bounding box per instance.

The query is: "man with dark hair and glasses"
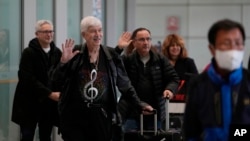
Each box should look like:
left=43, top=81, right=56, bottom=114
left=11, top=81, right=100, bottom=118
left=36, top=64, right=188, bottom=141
left=183, top=19, right=250, bottom=141
left=12, top=20, right=61, bottom=141
left=116, top=27, right=180, bottom=132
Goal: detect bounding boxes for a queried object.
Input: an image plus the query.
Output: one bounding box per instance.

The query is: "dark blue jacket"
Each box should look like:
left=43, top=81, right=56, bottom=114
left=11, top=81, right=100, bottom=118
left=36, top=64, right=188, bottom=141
left=183, top=67, right=250, bottom=140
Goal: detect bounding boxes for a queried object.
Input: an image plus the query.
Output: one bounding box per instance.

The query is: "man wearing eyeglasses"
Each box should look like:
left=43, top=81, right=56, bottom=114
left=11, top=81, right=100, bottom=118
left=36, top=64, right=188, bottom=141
left=116, top=27, right=180, bottom=134
left=11, top=20, right=61, bottom=141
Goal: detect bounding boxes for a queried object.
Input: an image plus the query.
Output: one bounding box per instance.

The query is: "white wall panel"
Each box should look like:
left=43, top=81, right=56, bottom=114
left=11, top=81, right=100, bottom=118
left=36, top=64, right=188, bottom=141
left=54, top=0, right=67, bottom=49
left=83, top=0, right=93, bottom=17
left=106, top=0, right=118, bottom=47
left=126, top=0, right=136, bottom=31
left=189, top=0, right=244, bottom=4
left=189, top=5, right=242, bottom=37
left=136, top=0, right=188, bottom=5
left=243, top=5, right=250, bottom=68
left=23, top=0, right=36, bottom=48
left=188, top=39, right=211, bottom=72
left=243, top=39, right=250, bottom=68
left=242, top=0, right=250, bottom=3
left=243, top=5, right=250, bottom=37
left=136, top=5, right=188, bottom=44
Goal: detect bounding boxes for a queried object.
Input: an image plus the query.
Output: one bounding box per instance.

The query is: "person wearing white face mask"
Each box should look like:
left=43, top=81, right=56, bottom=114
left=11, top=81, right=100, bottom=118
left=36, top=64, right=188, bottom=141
left=183, top=19, right=250, bottom=141
left=215, top=49, right=244, bottom=71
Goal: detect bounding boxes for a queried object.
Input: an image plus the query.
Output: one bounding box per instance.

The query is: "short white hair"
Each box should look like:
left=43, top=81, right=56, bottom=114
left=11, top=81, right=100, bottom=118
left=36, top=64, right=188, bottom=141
left=80, top=16, right=102, bottom=33
left=35, top=20, right=53, bottom=32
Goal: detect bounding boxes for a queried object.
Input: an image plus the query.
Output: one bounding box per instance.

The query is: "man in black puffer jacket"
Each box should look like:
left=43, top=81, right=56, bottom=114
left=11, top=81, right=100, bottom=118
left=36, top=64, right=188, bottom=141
left=116, top=28, right=180, bottom=131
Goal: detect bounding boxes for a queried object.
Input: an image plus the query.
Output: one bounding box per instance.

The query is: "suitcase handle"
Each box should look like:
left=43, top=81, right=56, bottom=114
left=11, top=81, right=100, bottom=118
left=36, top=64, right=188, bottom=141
left=140, top=109, right=157, bottom=136
left=139, top=98, right=169, bottom=136
left=165, top=98, right=169, bottom=130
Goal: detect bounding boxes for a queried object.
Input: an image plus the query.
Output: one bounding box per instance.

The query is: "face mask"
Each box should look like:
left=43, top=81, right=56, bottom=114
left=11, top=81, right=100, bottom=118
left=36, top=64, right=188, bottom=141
left=215, top=49, right=244, bottom=71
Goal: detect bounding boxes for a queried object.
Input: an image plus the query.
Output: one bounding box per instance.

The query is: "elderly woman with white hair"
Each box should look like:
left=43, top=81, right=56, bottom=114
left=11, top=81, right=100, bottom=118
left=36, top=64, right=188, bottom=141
left=50, top=16, right=153, bottom=141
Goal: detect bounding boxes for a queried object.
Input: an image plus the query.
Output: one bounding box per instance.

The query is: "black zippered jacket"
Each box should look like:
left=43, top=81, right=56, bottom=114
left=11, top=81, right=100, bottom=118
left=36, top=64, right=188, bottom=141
left=116, top=48, right=180, bottom=121
left=50, top=44, right=149, bottom=130
left=12, top=38, right=62, bottom=126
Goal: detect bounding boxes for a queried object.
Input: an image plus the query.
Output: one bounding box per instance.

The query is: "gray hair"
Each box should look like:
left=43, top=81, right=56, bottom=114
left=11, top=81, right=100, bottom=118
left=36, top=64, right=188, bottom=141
left=35, top=20, right=53, bottom=32
left=80, top=16, right=102, bottom=33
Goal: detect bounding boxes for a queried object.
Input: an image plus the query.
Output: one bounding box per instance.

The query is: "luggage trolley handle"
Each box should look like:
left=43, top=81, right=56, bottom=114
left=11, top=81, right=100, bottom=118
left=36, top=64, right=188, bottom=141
left=165, top=98, right=169, bottom=131
left=140, top=109, right=157, bottom=136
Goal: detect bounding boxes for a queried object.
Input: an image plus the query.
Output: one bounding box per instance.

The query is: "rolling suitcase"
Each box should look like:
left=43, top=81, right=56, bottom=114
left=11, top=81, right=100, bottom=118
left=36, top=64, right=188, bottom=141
left=124, top=99, right=183, bottom=141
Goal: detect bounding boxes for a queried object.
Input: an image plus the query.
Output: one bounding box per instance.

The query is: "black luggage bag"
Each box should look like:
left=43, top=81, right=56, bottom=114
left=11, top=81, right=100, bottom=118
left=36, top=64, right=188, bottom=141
left=124, top=99, right=183, bottom=141
left=124, top=128, right=182, bottom=141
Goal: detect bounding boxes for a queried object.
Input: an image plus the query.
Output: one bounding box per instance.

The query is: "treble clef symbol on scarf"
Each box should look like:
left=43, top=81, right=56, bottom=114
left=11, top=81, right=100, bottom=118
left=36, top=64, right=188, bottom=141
left=83, top=69, right=98, bottom=102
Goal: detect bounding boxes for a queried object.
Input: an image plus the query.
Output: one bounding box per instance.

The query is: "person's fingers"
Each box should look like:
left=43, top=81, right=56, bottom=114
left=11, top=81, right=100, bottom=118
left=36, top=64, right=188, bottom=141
left=166, top=92, right=173, bottom=99
left=62, top=39, right=74, bottom=52
left=61, top=43, right=65, bottom=51
left=68, top=38, right=74, bottom=47
left=163, top=90, right=171, bottom=99
left=127, top=32, right=131, bottom=36
left=124, top=32, right=131, bottom=40
left=121, top=32, right=130, bottom=40
left=143, top=106, right=154, bottom=111
left=64, top=39, right=69, bottom=47
left=65, top=39, right=72, bottom=48
left=142, top=110, right=154, bottom=115
left=142, top=107, right=155, bottom=115
left=73, top=50, right=80, bottom=56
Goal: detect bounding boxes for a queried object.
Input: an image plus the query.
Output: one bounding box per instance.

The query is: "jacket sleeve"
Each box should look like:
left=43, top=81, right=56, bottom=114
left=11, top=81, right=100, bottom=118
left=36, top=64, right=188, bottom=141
left=50, top=45, right=83, bottom=91
left=49, top=55, right=79, bottom=92
left=186, top=58, right=199, bottom=74
left=248, top=56, right=250, bottom=71
left=183, top=74, right=203, bottom=141
left=111, top=49, right=149, bottom=110
left=115, top=46, right=123, bottom=55
left=161, top=56, right=180, bottom=94
left=18, top=49, right=51, bottom=99
left=49, top=62, right=70, bottom=92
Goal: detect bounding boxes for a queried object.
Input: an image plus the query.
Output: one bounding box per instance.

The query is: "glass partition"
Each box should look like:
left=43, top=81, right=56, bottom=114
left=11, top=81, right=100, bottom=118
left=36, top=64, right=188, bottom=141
left=67, top=0, right=81, bottom=44
left=93, top=0, right=106, bottom=44
left=0, top=0, right=21, bottom=140
left=37, top=0, right=53, bottom=21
